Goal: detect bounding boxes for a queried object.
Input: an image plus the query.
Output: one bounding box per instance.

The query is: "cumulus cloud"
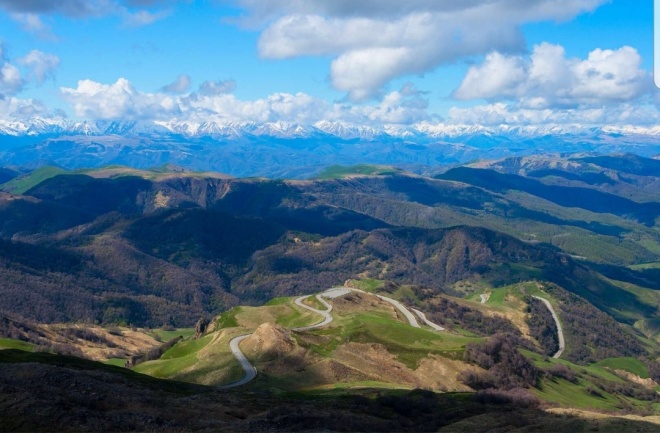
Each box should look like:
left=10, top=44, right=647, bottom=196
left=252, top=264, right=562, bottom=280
left=58, top=76, right=430, bottom=125
left=161, top=74, right=191, bottom=93
left=61, top=78, right=180, bottom=119
left=0, top=43, right=25, bottom=97
left=0, top=63, right=23, bottom=97
left=454, top=44, right=650, bottom=107
left=18, top=50, right=60, bottom=84
left=226, top=0, right=608, bottom=100
left=447, top=43, right=657, bottom=127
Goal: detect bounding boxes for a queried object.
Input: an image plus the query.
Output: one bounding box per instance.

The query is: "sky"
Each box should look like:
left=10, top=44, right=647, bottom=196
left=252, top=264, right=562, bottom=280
left=0, top=0, right=658, bottom=128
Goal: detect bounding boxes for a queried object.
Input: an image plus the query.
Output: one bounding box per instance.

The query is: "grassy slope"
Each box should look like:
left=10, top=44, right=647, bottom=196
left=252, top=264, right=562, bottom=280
left=0, top=338, right=36, bottom=351
left=316, top=165, right=400, bottom=179
left=134, top=296, right=323, bottom=386
left=135, top=293, right=481, bottom=391
left=0, top=166, right=69, bottom=194
left=526, top=351, right=658, bottom=413
left=594, top=358, right=650, bottom=379
left=635, top=318, right=660, bottom=342
left=151, top=328, right=196, bottom=342
left=0, top=164, right=232, bottom=196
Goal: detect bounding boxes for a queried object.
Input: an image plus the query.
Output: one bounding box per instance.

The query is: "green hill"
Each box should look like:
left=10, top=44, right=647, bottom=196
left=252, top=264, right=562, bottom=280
left=316, top=164, right=401, bottom=179
left=0, top=166, right=69, bottom=194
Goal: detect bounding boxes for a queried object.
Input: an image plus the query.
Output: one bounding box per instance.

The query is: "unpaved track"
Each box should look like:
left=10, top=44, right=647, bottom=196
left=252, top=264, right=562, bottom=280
left=532, top=296, right=565, bottom=359
left=221, top=287, right=425, bottom=388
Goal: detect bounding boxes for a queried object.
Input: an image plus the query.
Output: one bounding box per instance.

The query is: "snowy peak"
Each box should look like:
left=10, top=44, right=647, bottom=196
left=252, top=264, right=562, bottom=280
left=2, top=117, right=660, bottom=144
left=314, top=121, right=386, bottom=139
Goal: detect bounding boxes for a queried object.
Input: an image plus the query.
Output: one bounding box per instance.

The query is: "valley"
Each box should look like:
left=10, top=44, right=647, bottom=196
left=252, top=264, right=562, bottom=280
left=0, top=153, right=659, bottom=432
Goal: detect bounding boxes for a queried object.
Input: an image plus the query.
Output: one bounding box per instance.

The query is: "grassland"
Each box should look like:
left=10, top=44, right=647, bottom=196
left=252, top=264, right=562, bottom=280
left=316, top=164, right=400, bottom=179
left=0, top=338, right=36, bottom=352
left=350, top=278, right=385, bottom=292
left=0, top=166, right=68, bottom=194
left=134, top=331, right=245, bottom=385
left=524, top=351, right=658, bottom=414
left=151, top=328, right=195, bottom=342
left=104, top=358, right=127, bottom=367
left=630, top=262, right=660, bottom=270
left=635, top=318, right=660, bottom=341
left=304, top=310, right=482, bottom=368
left=135, top=296, right=324, bottom=386
left=594, top=358, right=650, bottom=379
left=126, top=286, right=659, bottom=418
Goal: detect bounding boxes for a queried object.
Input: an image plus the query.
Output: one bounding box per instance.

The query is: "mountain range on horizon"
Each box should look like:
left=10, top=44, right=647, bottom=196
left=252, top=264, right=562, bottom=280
left=2, top=117, right=660, bottom=178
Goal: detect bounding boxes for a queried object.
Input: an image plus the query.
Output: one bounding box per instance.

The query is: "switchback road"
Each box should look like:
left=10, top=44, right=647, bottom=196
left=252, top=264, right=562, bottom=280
left=221, top=287, right=429, bottom=388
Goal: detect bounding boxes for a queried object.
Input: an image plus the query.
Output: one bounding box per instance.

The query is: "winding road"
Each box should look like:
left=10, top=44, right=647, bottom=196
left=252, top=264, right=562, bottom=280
left=411, top=309, right=445, bottom=331
left=292, top=295, right=334, bottom=331
left=221, top=286, right=446, bottom=388
left=532, top=296, right=565, bottom=359
left=374, top=294, right=421, bottom=328
left=220, top=334, right=258, bottom=389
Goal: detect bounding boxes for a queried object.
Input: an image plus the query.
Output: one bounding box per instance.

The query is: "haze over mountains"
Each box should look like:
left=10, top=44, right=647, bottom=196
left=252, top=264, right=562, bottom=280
left=2, top=117, right=660, bottom=178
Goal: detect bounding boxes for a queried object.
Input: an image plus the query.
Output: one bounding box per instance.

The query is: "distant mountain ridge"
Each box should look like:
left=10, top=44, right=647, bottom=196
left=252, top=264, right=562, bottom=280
left=5, top=117, right=660, bottom=139
left=2, top=118, right=660, bottom=178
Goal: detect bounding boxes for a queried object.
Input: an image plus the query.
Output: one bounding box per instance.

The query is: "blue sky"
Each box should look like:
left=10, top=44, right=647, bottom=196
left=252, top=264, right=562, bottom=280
left=0, top=0, right=657, bottom=128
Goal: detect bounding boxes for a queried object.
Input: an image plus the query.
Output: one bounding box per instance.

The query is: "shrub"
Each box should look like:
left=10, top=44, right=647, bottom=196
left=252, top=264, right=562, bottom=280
left=544, top=364, right=578, bottom=383
left=463, top=334, right=540, bottom=390
left=128, top=336, right=183, bottom=367
left=473, top=388, right=541, bottom=408
left=458, top=371, right=497, bottom=390
left=526, top=297, right=559, bottom=356
left=586, top=386, right=604, bottom=398
left=62, top=327, right=117, bottom=347
left=427, top=297, right=521, bottom=337
left=106, top=326, right=123, bottom=336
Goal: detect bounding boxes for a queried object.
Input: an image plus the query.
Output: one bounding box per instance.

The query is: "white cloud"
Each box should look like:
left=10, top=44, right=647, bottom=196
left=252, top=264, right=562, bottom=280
left=18, top=50, right=60, bottom=84
left=198, top=79, right=236, bottom=96
left=454, top=44, right=650, bottom=107
left=448, top=43, right=658, bottom=127
left=0, top=43, right=25, bottom=97
left=58, top=77, right=430, bottom=125
left=0, top=96, right=51, bottom=119
left=61, top=78, right=180, bottom=119
left=447, top=102, right=660, bottom=127
left=228, top=0, right=608, bottom=100
left=161, top=74, right=191, bottom=93
left=0, top=62, right=24, bottom=96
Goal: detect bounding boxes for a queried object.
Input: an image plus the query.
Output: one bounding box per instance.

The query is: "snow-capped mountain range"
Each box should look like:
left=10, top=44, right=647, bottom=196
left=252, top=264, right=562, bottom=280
left=5, top=117, right=660, bottom=140
left=1, top=117, right=659, bottom=178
